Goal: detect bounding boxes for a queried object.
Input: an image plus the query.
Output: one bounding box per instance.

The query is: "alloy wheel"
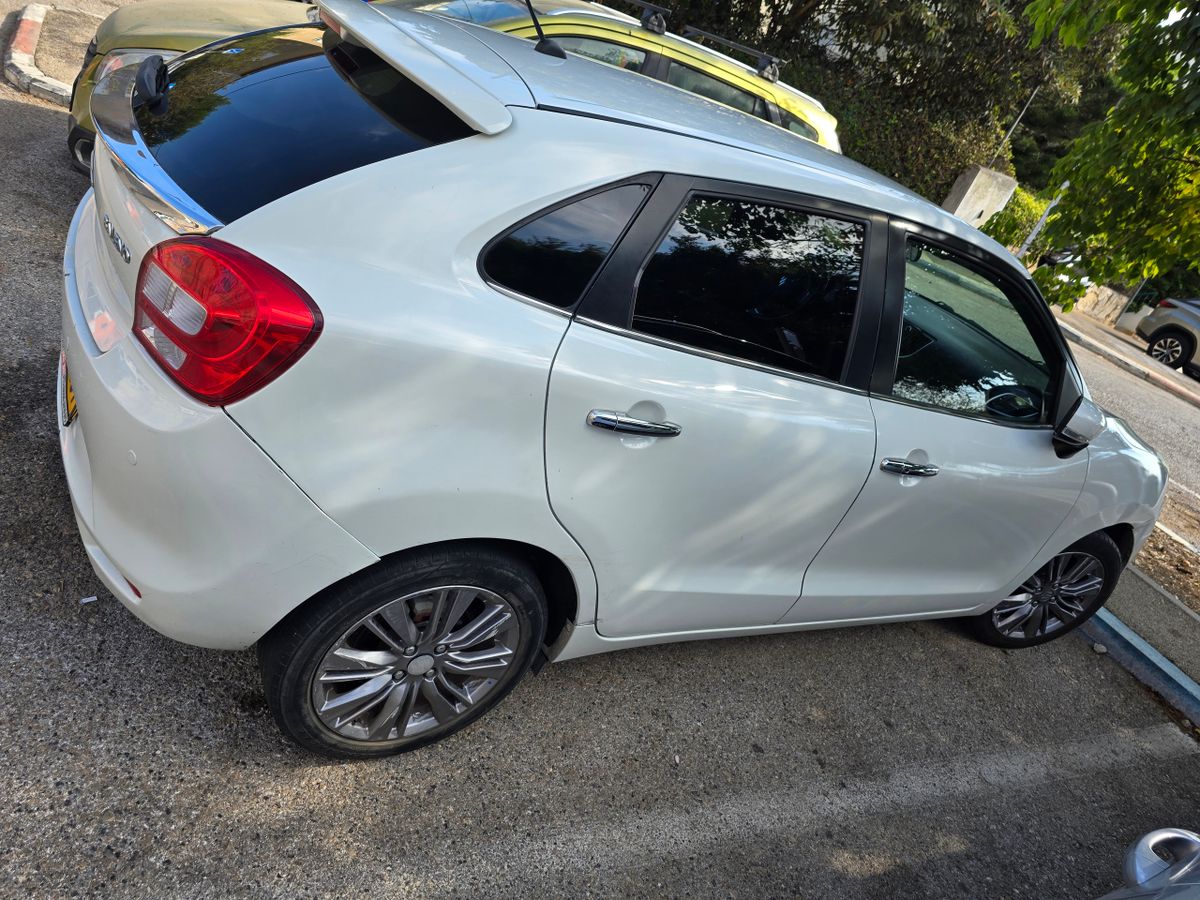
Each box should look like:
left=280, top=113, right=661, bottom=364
left=1150, top=336, right=1184, bottom=365
left=990, top=552, right=1105, bottom=641
left=310, top=585, right=520, bottom=743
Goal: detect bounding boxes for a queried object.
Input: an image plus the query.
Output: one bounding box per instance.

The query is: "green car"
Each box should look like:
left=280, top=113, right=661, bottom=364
left=68, top=0, right=315, bottom=170
left=69, top=0, right=840, bottom=170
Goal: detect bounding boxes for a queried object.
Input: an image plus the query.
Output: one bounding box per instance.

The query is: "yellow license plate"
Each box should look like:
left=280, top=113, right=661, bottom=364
left=60, top=355, right=78, bottom=427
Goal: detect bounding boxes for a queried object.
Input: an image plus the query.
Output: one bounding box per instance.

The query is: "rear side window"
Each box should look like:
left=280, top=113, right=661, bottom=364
left=482, top=184, right=649, bottom=308
left=633, top=195, right=865, bottom=382
left=778, top=108, right=819, bottom=142
left=663, top=60, right=768, bottom=119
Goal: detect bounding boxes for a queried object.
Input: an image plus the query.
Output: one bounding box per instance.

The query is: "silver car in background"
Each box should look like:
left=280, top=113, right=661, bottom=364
left=1137, top=297, right=1200, bottom=371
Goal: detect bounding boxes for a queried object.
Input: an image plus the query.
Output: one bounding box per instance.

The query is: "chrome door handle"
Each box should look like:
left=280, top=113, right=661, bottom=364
left=587, top=409, right=681, bottom=437
left=880, top=457, right=939, bottom=477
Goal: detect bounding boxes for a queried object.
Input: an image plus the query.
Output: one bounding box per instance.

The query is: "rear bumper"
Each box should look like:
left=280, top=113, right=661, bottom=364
left=59, top=192, right=378, bottom=649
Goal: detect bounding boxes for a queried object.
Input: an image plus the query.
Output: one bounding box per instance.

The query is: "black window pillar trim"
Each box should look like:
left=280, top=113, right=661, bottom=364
left=576, top=174, right=889, bottom=393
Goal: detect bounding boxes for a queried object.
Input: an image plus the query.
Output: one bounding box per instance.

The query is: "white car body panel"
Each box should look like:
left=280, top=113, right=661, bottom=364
left=787, top=396, right=1089, bottom=623
left=544, top=319, right=875, bottom=637
left=61, top=193, right=380, bottom=650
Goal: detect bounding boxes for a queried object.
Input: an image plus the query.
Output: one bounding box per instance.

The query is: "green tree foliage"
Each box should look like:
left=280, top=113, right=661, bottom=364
left=659, top=0, right=1111, bottom=199
left=1025, top=0, right=1200, bottom=307
left=1010, top=72, right=1122, bottom=190
left=983, top=186, right=1051, bottom=255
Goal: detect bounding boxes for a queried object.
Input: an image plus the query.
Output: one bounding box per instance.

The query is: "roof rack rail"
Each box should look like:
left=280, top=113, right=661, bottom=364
left=593, top=0, right=669, bottom=34
left=679, top=26, right=783, bottom=82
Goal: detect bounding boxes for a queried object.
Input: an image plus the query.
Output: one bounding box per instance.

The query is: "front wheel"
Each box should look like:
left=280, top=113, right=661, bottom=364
left=968, top=531, right=1122, bottom=648
left=259, top=548, right=546, bottom=758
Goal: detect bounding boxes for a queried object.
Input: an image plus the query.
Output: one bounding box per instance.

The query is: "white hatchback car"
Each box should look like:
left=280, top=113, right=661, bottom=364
left=60, top=0, right=1166, bottom=757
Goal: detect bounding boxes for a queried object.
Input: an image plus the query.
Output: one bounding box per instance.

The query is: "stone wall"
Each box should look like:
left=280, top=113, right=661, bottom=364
left=1076, top=284, right=1131, bottom=326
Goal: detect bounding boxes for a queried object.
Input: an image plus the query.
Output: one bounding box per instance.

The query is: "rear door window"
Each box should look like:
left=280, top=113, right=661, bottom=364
left=632, top=194, right=866, bottom=382
left=482, top=183, right=650, bottom=308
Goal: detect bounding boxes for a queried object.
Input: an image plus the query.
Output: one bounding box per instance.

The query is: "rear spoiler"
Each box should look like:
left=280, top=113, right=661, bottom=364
left=317, top=0, right=515, bottom=135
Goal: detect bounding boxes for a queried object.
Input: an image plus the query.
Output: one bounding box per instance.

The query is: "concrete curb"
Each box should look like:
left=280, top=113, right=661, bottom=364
left=1057, top=318, right=1200, bottom=411
left=1079, top=609, right=1200, bottom=726
left=3, top=4, right=72, bottom=107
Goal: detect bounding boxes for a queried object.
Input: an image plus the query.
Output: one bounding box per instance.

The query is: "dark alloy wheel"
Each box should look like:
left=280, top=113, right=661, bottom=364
left=969, top=531, right=1122, bottom=648
left=260, top=547, right=546, bottom=758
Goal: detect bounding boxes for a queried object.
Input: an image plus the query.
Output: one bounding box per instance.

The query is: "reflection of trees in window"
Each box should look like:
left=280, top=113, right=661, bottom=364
left=138, top=29, right=324, bottom=144
left=634, top=197, right=864, bottom=382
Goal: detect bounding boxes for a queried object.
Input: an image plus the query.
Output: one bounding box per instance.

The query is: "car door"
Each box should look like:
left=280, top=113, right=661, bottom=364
left=784, top=220, right=1090, bottom=624
left=544, top=176, right=887, bottom=638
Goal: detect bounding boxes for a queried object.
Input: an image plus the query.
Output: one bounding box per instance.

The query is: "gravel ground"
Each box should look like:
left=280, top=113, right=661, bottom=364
left=3, top=11, right=1200, bottom=897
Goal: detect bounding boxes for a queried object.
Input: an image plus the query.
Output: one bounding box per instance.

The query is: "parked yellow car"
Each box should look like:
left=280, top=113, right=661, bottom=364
left=408, top=0, right=840, bottom=150
left=67, top=0, right=314, bottom=169
left=68, top=0, right=839, bottom=170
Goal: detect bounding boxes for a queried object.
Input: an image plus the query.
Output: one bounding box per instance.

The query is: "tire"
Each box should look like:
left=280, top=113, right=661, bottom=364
left=968, top=531, right=1122, bottom=649
left=1146, top=329, right=1194, bottom=369
left=259, top=546, right=546, bottom=759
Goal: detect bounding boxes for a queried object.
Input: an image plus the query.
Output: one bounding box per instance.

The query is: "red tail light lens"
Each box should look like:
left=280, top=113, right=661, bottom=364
left=1158, top=299, right=1176, bottom=309
left=134, top=237, right=322, bottom=405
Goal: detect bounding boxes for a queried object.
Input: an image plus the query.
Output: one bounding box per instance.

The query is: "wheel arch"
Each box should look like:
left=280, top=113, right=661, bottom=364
left=264, top=538, right=581, bottom=655
left=1102, top=522, right=1136, bottom=566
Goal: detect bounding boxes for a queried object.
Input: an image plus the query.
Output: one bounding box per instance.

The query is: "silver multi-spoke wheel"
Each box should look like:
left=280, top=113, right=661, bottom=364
left=991, top=551, right=1105, bottom=641
left=310, top=585, right=520, bottom=743
left=1150, top=335, right=1185, bottom=366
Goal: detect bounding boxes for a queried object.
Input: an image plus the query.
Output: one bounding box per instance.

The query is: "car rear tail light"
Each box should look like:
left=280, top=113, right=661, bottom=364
left=134, top=237, right=322, bottom=405
left=1158, top=299, right=1176, bottom=309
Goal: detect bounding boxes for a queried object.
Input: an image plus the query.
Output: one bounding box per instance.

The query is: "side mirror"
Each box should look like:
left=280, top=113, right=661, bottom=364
left=1122, top=828, right=1200, bottom=891
left=1053, top=396, right=1105, bottom=456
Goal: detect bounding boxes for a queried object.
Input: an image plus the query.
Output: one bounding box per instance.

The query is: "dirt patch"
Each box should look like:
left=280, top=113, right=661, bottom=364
left=35, top=9, right=101, bottom=86
left=1135, top=529, right=1200, bottom=614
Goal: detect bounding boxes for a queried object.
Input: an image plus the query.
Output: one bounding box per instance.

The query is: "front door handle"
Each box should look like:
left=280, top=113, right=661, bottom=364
left=587, top=409, right=681, bottom=437
left=880, top=457, right=939, bottom=477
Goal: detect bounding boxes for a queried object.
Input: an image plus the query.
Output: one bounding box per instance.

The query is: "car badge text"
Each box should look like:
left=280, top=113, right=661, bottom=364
left=102, top=214, right=132, bottom=264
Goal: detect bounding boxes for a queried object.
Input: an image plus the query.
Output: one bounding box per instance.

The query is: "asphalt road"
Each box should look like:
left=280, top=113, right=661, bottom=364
left=3, top=19, right=1200, bottom=898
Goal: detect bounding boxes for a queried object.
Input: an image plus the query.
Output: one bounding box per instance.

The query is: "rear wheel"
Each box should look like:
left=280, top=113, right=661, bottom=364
left=259, top=547, right=546, bottom=758
left=969, top=532, right=1122, bottom=648
left=1147, top=329, right=1193, bottom=369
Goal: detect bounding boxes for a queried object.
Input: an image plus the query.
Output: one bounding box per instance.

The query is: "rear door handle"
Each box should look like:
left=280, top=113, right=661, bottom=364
left=880, top=457, right=939, bottom=477
left=587, top=409, right=681, bottom=437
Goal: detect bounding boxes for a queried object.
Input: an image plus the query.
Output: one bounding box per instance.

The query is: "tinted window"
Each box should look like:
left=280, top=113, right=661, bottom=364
left=893, top=239, right=1053, bottom=423
left=663, top=60, right=767, bottom=118
left=778, top=108, right=819, bottom=142
left=556, top=36, right=646, bottom=72
left=137, top=28, right=473, bottom=223
left=484, top=184, right=649, bottom=308
left=633, top=196, right=865, bottom=381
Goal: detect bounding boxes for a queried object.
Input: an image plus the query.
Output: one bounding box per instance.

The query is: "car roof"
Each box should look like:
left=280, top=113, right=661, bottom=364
left=397, top=0, right=832, bottom=115
left=334, top=0, right=1022, bottom=272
